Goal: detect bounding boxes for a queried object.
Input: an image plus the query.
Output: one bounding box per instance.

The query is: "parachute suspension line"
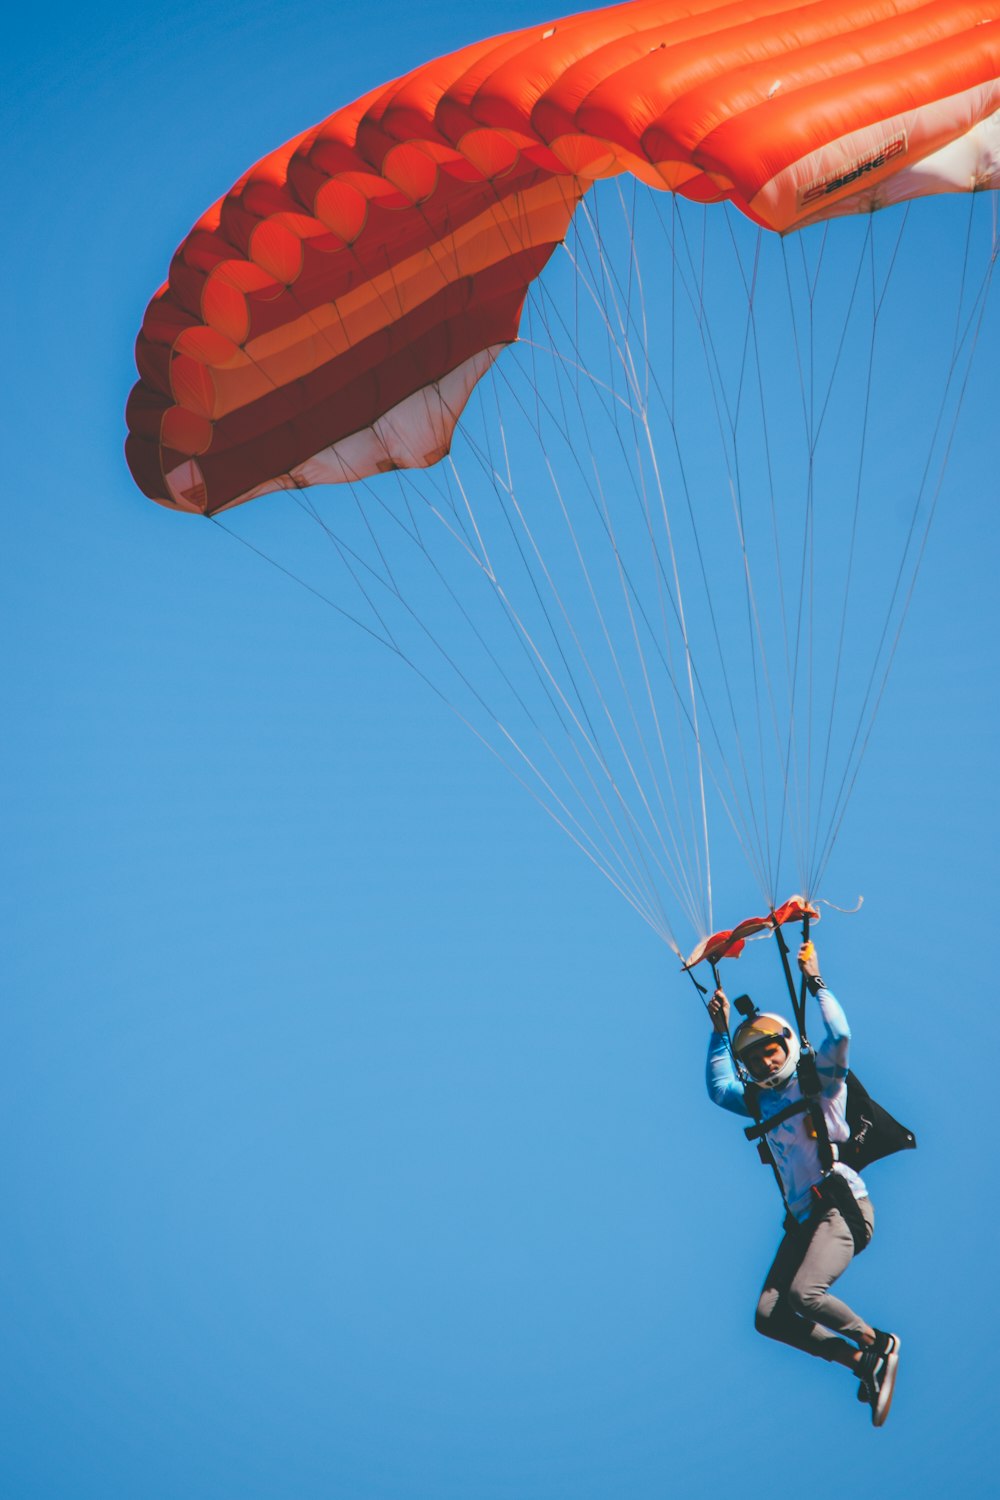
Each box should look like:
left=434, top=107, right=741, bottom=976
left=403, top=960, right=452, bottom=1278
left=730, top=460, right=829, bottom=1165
left=948, top=187, right=980, bottom=359
left=437, top=184, right=773, bottom=936
left=305, top=453, right=676, bottom=942
left=609, top=179, right=714, bottom=912
left=668, top=200, right=797, bottom=898
left=613, top=187, right=715, bottom=921
left=294, top=485, right=538, bottom=735
left=791, top=217, right=905, bottom=888
left=507, top=439, right=695, bottom=929
left=803, top=228, right=820, bottom=901
left=808, top=208, right=910, bottom=892
left=572, top=192, right=715, bottom=926
left=807, top=223, right=878, bottom=888
left=513, top=269, right=771, bottom=932
left=205, top=508, right=654, bottom=925
left=806, top=216, right=882, bottom=444
left=398, top=172, right=689, bottom=924
left=620, top=230, right=717, bottom=928
left=595, top=191, right=789, bottom=905
left=775, top=232, right=819, bottom=896
left=515, top=291, right=744, bottom=809
left=648, top=203, right=766, bottom=898
left=500, top=414, right=719, bottom=936
left=810, top=199, right=998, bottom=892
left=776, top=228, right=832, bottom=891
left=207, top=515, right=401, bottom=656
left=381, top=462, right=618, bottom=833
left=616, top=177, right=652, bottom=415
left=471, top=383, right=684, bottom=935
left=588, top=223, right=717, bottom=925
left=569, top=195, right=749, bottom=918
left=797, top=220, right=849, bottom=875
left=432, top=433, right=678, bottom=940
left=813, top=204, right=997, bottom=888
left=725, top=211, right=839, bottom=899
left=463, top=392, right=676, bottom=931
left=581, top=449, right=713, bottom=931
left=617, top=195, right=827, bottom=918
left=651, top=196, right=787, bottom=901
left=241, top=287, right=673, bottom=959
left=714, top=212, right=799, bottom=900
left=724, top=222, right=776, bottom=896
left=715, top=215, right=804, bottom=896
left=781, top=209, right=906, bottom=896
left=432, top=361, right=687, bottom=941
left=796, top=215, right=884, bottom=892
left=772, top=219, right=876, bottom=896
left=517, top=322, right=708, bottom=931
left=798, top=227, right=824, bottom=895
left=497, top=227, right=720, bottom=930
left=718, top=207, right=807, bottom=901
left=481, top=299, right=718, bottom=935
left=571, top=197, right=720, bottom=925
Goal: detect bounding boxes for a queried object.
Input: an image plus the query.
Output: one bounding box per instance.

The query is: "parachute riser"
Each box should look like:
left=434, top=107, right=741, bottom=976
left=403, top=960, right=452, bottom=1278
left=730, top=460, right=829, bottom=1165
left=685, top=957, right=746, bottom=1076
left=708, top=957, right=743, bottom=1062
left=799, top=910, right=811, bottom=1030
left=771, top=913, right=809, bottom=1044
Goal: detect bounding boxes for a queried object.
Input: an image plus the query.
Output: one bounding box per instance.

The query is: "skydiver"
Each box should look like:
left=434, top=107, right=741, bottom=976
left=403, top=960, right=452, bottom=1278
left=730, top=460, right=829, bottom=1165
left=706, top=942, right=900, bottom=1426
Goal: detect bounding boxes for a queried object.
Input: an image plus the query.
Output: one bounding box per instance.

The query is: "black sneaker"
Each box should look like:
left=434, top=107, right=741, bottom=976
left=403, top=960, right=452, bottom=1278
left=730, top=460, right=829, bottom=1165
left=856, top=1333, right=901, bottom=1427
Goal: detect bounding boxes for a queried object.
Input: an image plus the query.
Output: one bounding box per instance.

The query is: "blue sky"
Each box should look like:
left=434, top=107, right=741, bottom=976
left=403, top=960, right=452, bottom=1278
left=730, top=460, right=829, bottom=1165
left=4, top=4, right=998, bottom=1497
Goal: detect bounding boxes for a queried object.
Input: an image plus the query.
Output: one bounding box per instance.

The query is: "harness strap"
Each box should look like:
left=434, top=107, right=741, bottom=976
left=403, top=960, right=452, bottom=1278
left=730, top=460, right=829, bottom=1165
left=796, top=1048, right=837, bottom=1173
left=742, top=1081, right=795, bottom=1215
left=743, top=1097, right=810, bottom=1141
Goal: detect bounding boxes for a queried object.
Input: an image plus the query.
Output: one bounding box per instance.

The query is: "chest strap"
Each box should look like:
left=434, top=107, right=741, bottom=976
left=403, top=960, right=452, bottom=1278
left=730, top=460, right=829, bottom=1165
left=743, top=1097, right=810, bottom=1141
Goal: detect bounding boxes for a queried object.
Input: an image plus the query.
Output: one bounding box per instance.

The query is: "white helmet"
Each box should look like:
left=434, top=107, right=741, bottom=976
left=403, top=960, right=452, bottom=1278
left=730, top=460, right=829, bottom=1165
left=732, top=1012, right=800, bottom=1089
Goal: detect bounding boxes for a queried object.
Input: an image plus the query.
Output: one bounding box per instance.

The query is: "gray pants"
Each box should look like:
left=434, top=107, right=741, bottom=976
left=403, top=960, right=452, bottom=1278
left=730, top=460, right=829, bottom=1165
left=755, top=1195, right=875, bottom=1361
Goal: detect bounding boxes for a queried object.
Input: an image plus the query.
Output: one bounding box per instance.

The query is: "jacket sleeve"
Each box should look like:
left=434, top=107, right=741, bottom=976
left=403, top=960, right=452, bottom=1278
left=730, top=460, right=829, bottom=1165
left=814, top=987, right=850, bottom=1095
left=706, top=1032, right=751, bottom=1117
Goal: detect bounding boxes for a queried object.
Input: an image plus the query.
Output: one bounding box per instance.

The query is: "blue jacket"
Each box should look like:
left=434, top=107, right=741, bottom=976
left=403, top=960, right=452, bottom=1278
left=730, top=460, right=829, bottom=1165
left=706, top=988, right=868, bottom=1221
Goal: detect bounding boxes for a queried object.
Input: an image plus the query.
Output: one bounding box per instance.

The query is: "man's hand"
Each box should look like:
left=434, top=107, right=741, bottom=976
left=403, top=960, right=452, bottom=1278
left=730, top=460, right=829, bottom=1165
left=798, top=941, right=820, bottom=980
left=708, top=988, right=730, bottom=1035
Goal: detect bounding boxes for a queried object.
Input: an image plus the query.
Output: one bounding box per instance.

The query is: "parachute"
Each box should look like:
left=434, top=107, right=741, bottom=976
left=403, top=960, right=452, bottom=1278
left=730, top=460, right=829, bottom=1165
left=125, top=1, right=999, bottom=956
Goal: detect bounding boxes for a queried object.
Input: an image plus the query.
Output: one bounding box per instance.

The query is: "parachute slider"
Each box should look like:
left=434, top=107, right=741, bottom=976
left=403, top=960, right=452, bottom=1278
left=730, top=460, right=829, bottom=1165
left=682, top=895, right=819, bottom=971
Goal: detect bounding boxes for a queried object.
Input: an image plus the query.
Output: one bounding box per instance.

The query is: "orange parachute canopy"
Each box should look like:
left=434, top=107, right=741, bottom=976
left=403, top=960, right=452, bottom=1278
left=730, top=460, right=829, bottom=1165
left=125, top=0, right=1000, bottom=516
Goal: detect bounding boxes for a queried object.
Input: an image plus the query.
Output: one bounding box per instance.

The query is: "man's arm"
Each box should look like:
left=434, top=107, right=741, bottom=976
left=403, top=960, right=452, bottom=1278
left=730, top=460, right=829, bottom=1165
left=799, top=942, right=850, bottom=1090
left=705, top=988, right=751, bottom=1117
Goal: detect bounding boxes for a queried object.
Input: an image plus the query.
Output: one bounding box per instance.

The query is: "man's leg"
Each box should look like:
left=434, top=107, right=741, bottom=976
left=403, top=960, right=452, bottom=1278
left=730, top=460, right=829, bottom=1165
left=787, top=1198, right=876, bottom=1360
left=755, top=1198, right=875, bottom=1366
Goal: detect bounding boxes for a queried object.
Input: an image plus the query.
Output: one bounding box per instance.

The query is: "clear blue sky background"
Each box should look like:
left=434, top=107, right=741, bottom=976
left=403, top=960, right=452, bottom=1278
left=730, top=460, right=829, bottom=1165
left=4, top=4, right=998, bottom=1497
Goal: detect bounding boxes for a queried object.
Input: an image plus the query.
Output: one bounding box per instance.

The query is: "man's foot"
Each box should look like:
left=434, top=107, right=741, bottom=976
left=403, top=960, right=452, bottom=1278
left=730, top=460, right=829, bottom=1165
left=856, top=1332, right=900, bottom=1427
